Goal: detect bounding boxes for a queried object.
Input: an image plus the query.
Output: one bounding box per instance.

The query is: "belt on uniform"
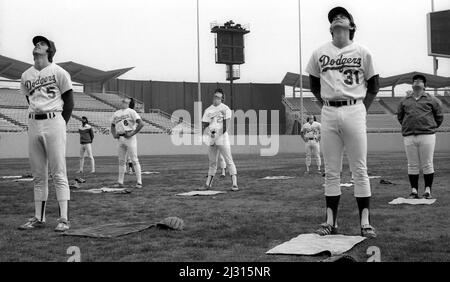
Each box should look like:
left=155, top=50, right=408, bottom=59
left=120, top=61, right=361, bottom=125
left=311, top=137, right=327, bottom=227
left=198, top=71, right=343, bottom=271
left=28, top=112, right=57, bottom=120
left=323, top=99, right=359, bottom=107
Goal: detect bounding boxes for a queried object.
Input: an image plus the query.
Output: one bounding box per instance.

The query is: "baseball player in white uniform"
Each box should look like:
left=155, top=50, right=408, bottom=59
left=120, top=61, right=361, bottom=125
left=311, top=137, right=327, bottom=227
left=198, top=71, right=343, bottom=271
left=78, top=116, right=95, bottom=174
left=202, top=88, right=238, bottom=191
left=306, top=7, right=380, bottom=238
left=301, top=115, right=322, bottom=174
left=110, top=97, right=144, bottom=188
left=19, top=36, right=74, bottom=232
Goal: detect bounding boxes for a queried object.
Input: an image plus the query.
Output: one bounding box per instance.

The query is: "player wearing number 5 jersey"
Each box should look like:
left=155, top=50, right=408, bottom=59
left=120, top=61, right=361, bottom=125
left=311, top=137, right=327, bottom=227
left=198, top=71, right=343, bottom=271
left=306, top=7, right=380, bottom=238
left=110, top=98, right=144, bottom=188
left=19, top=36, right=74, bottom=232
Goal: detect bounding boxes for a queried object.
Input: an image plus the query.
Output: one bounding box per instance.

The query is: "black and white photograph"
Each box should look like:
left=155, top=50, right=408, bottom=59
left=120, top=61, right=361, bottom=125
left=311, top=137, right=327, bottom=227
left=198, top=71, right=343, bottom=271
left=0, top=0, right=449, bottom=270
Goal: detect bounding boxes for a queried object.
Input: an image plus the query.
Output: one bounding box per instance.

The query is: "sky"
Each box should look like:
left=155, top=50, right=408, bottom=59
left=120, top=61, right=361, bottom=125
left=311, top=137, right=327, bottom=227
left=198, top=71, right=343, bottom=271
left=0, top=0, right=449, bottom=86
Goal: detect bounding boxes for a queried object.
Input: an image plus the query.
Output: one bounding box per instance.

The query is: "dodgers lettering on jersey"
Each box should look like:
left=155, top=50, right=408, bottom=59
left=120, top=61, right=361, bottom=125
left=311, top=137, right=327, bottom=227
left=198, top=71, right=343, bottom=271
left=111, top=108, right=141, bottom=134
left=202, top=103, right=232, bottom=132
left=20, top=63, right=73, bottom=113
left=306, top=42, right=377, bottom=100
left=302, top=122, right=321, bottom=139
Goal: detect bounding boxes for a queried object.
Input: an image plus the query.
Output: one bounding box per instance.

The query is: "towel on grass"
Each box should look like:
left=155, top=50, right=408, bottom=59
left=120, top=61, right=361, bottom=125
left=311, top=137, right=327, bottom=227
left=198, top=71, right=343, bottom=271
left=73, top=187, right=131, bottom=194
left=13, top=178, right=34, bottom=182
left=63, top=217, right=184, bottom=238
left=176, top=190, right=226, bottom=196
left=389, top=197, right=436, bottom=205
left=322, top=183, right=353, bottom=188
left=261, top=176, right=295, bottom=180
left=1, top=176, right=22, bottom=179
left=266, top=233, right=366, bottom=256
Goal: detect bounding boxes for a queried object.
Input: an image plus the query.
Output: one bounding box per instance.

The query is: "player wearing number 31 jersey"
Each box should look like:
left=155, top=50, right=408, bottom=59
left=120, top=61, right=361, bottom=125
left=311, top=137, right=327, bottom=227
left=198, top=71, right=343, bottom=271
left=306, top=7, right=380, bottom=238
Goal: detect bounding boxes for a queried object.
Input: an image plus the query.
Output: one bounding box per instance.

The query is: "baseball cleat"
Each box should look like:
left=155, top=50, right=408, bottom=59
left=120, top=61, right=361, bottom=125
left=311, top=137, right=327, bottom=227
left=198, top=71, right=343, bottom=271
left=408, top=192, right=419, bottom=199
left=110, top=183, right=125, bottom=188
left=422, top=192, right=433, bottom=199
left=315, top=223, right=338, bottom=236
left=198, top=185, right=210, bottom=191
left=361, top=224, right=377, bottom=238
left=54, top=218, right=70, bottom=232
left=220, top=173, right=226, bottom=178
left=231, top=185, right=239, bottom=191
left=76, top=170, right=83, bottom=174
left=18, top=217, right=46, bottom=230
left=135, top=183, right=143, bottom=189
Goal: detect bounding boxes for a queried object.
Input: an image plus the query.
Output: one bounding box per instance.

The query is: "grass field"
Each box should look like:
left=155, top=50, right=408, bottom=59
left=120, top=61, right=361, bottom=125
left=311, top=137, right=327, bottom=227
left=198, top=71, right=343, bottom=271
left=0, top=152, right=449, bottom=262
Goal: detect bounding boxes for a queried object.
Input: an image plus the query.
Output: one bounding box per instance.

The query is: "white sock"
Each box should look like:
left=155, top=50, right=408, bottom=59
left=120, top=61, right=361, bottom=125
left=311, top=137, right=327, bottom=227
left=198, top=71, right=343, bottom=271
left=221, top=168, right=226, bottom=175
left=425, top=187, right=431, bottom=194
left=206, top=175, right=214, bottom=187
left=134, top=162, right=142, bottom=184
left=306, top=166, right=310, bottom=172
left=35, top=201, right=46, bottom=222
left=326, top=208, right=335, bottom=227
left=118, top=165, right=126, bottom=184
left=231, top=175, right=238, bottom=186
left=90, top=158, right=95, bottom=172
left=80, top=157, right=84, bottom=172
left=360, top=208, right=370, bottom=227
left=58, top=200, right=68, bottom=221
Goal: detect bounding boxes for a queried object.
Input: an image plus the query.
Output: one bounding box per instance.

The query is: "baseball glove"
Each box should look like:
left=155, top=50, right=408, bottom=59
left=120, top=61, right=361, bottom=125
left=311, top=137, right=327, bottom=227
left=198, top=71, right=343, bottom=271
left=156, top=217, right=184, bottom=231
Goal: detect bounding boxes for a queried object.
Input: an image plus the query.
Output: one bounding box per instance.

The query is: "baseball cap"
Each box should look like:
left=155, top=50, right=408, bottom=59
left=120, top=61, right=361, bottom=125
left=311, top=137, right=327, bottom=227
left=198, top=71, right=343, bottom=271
left=32, top=35, right=56, bottom=62
left=328, top=6, right=353, bottom=23
left=412, top=74, right=427, bottom=85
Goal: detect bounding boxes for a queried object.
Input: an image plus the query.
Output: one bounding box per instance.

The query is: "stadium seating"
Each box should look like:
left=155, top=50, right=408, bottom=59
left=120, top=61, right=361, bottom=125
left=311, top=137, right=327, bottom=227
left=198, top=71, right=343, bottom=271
left=0, top=117, right=23, bottom=132
left=88, top=92, right=126, bottom=109
left=366, top=114, right=400, bottom=132
left=0, top=108, right=28, bottom=128
left=366, top=99, right=389, bottom=114
left=0, top=88, right=28, bottom=108
left=73, top=92, right=116, bottom=111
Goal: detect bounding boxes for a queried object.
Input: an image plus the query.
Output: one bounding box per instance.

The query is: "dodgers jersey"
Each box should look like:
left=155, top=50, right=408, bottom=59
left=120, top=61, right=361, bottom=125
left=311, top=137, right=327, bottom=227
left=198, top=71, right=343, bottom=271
left=20, top=63, right=73, bottom=114
left=302, top=121, right=321, bottom=139
left=110, top=108, right=141, bottom=134
left=202, top=103, right=232, bottom=133
left=306, top=42, right=377, bottom=100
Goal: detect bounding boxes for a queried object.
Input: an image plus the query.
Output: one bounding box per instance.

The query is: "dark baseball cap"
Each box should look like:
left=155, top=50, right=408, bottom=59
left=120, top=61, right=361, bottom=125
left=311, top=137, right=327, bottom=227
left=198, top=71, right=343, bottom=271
left=32, top=35, right=56, bottom=52
left=412, top=74, right=427, bottom=84
left=328, top=6, right=353, bottom=23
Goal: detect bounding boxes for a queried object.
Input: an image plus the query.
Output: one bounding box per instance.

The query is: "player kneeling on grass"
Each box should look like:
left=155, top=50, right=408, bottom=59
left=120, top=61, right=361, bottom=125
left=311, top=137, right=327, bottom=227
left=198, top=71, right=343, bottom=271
left=201, top=88, right=238, bottom=191
left=19, top=35, right=73, bottom=232
left=78, top=116, right=95, bottom=174
left=110, top=98, right=144, bottom=189
left=397, top=74, right=443, bottom=200
left=306, top=7, right=380, bottom=238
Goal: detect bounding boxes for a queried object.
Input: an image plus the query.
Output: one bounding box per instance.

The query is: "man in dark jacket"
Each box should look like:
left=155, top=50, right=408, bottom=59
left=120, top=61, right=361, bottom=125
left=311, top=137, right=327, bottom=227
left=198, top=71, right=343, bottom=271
left=397, top=74, right=443, bottom=199
left=78, top=116, right=95, bottom=174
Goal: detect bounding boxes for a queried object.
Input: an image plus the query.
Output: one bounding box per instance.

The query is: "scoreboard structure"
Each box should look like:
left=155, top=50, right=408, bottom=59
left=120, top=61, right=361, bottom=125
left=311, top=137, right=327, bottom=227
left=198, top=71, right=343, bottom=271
left=427, top=9, right=450, bottom=58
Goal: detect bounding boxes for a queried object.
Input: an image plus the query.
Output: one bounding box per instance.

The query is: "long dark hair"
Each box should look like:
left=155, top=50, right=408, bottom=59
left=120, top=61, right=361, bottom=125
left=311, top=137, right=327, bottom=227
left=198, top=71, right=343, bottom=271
left=129, top=98, right=135, bottom=110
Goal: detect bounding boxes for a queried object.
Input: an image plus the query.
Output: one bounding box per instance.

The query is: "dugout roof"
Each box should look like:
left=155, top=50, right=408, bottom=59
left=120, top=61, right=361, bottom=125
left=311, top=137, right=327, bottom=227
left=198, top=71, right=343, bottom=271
left=0, top=55, right=133, bottom=84
left=282, top=71, right=450, bottom=89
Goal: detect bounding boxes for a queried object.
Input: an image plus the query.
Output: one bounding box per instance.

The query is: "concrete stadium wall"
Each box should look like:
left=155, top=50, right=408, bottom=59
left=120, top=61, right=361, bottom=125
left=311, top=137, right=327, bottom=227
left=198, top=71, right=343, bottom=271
left=1, top=132, right=449, bottom=159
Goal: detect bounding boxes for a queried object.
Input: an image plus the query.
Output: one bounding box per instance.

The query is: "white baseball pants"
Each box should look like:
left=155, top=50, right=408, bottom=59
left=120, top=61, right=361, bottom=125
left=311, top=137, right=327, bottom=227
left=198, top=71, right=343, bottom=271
left=117, top=135, right=142, bottom=184
left=403, top=134, right=435, bottom=174
left=80, top=143, right=95, bottom=172
left=28, top=113, right=70, bottom=201
left=208, top=133, right=237, bottom=176
left=305, top=140, right=321, bottom=167
left=321, top=101, right=371, bottom=197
